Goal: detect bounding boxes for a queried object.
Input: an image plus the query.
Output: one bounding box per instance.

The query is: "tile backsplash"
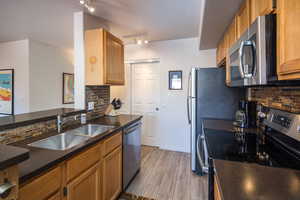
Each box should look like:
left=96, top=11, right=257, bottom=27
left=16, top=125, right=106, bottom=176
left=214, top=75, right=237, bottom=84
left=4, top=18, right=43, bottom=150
left=0, top=85, right=111, bottom=144
left=86, top=85, right=110, bottom=120
left=249, top=87, right=300, bottom=113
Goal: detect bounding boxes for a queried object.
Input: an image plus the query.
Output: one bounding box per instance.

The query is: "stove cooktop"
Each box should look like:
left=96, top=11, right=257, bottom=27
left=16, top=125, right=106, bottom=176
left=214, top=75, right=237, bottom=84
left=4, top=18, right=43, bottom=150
left=204, top=128, right=300, bottom=170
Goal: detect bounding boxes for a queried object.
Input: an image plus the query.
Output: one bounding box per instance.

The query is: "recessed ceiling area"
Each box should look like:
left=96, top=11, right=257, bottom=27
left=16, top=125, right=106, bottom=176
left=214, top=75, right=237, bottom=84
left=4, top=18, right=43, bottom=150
left=90, top=0, right=202, bottom=44
left=0, top=0, right=202, bottom=49
left=199, top=0, right=244, bottom=50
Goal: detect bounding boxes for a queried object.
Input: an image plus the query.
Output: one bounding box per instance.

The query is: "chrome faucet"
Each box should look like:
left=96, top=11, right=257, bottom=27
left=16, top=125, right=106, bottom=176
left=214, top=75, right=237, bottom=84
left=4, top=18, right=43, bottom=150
left=57, top=115, right=72, bottom=133
left=57, top=115, right=63, bottom=133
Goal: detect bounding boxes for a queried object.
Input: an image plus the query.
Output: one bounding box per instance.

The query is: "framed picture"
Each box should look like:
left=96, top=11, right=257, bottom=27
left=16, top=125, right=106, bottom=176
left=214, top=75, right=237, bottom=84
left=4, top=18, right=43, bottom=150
left=169, top=70, right=182, bottom=90
left=63, top=73, right=74, bottom=104
left=0, top=69, right=14, bottom=115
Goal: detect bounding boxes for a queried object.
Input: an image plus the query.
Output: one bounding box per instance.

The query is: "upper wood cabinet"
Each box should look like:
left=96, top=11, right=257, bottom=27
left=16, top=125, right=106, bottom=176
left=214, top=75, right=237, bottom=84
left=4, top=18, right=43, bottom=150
left=85, top=29, right=125, bottom=86
left=277, top=0, right=300, bottom=80
left=236, top=0, right=251, bottom=38
left=250, top=0, right=275, bottom=23
left=227, top=19, right=237, bottom=48
left=216, top=35, right=227, bottom=67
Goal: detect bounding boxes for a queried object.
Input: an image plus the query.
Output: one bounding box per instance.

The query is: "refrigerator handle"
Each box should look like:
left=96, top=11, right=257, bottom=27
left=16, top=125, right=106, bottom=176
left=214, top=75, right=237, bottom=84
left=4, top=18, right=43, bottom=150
left=187, top=71, right=192, bottom=124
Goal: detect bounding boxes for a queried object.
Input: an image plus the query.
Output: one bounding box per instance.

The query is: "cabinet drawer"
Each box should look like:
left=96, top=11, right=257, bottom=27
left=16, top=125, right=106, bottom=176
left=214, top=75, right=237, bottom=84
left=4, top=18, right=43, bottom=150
left=0, top=165, right=18, bottom=200
left=19, top=166, right=62, bottom=200
left=103, top=132, right=122, bottom=157
left=66, top=143, right=102, bottom=182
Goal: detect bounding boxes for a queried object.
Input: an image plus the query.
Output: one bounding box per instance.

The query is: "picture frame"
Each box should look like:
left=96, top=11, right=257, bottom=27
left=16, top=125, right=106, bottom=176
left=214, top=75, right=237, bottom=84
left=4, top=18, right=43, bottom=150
left=169, top=70, right=183, bottom=90
left=63, top=73, right=74, bottom=104
left=0, top=69, right=14, bottom=115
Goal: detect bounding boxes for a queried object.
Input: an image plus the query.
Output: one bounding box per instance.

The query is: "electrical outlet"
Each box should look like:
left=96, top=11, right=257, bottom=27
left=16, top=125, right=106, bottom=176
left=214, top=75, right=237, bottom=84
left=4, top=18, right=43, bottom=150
left=88, top=102, right=95, bottom=110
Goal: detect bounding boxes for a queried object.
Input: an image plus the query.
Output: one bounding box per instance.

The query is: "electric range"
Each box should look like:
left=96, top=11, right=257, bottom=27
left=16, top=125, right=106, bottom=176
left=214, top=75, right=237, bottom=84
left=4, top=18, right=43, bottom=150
left=203, top=108, right=300, bottom=200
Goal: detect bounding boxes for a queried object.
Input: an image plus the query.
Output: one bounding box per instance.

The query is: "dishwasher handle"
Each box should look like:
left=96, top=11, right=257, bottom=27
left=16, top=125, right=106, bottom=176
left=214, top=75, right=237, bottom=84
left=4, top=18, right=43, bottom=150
left=124, top=122, right=141, bottom=134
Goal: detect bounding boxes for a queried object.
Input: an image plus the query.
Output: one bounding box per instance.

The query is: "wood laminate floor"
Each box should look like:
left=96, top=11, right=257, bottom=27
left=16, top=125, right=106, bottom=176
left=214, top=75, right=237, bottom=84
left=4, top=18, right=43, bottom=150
left=126, top=146, right=208, bottom=200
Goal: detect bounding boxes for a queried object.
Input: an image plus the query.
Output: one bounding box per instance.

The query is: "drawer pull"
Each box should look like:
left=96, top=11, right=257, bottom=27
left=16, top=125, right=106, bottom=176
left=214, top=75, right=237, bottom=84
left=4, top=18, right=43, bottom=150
left=0, top=180, right=15, bottom=198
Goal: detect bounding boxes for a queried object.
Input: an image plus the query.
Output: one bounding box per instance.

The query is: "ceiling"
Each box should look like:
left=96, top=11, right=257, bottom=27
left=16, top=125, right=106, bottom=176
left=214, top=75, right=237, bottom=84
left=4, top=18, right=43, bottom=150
left=198, top=0, right=244, bottom=50
left=0, top=0, right=202, bottom=49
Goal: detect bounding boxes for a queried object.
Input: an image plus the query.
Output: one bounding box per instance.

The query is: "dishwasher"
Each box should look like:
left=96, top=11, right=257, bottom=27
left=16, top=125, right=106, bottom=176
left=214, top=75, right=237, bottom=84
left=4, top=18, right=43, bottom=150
left=123, top=121, right=142, bottom=190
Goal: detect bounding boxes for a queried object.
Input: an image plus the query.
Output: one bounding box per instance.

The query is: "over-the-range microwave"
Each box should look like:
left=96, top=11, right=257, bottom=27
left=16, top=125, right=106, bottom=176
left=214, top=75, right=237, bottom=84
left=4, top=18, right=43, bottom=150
left=228, top=14, right=277, bottom=87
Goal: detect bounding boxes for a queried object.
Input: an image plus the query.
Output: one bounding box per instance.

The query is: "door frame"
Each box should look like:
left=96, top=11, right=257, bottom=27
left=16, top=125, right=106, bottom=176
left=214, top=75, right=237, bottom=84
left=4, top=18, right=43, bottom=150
left=125, top=58, right=161, bottom=147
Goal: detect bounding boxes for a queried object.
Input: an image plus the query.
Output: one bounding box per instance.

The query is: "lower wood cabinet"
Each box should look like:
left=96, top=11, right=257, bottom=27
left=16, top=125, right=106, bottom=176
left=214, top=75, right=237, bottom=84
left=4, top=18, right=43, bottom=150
left=19, top=132, right=123, bottom=200
left=47, top=192, right=61, bottom=200
left=67, top=163, right=102, bottom=200
left=103, top=146, right=122, bottom=200
left=19, top=166, right=62, bottom=200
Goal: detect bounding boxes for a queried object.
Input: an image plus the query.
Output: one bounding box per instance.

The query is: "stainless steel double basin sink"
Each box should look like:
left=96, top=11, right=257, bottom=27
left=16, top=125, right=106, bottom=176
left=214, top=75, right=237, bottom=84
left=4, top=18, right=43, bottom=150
left=28, top=124, right=114, bottom=150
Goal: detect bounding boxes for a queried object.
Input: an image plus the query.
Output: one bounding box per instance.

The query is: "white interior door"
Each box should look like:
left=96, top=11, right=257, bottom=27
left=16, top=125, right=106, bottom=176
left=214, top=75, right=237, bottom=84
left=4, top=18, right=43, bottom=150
left=131, top=62, right=160, bottom=147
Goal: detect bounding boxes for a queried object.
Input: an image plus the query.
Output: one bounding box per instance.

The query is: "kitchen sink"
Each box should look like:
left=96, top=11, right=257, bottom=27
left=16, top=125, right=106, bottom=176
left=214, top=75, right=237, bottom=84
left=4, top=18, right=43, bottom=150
left=28, top=133, right=89, bottom=150
left=28, top=124, right=114, bottom=150
left=70, top=124, right=115, bottom=137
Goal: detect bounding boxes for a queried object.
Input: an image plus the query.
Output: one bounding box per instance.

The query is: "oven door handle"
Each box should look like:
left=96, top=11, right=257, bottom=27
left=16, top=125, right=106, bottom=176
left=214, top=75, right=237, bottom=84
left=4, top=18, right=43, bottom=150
left=197, top=134, right=209, bottom=173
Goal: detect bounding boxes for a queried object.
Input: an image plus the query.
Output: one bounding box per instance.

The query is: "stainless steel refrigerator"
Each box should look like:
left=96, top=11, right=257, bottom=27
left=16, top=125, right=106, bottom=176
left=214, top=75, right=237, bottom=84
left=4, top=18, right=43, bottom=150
left=187, top=67, right=245, bottom=175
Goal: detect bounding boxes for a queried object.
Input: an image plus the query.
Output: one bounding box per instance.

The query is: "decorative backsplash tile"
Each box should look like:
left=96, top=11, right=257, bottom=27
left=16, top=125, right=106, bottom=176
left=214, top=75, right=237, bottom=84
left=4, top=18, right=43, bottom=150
left=0, top=86, right=110, bottom=144
left=249, top=87, right=300, bottom=113
left=0, top=120, right=56, bottom=144
left=86, top=85, right=110, bottom=120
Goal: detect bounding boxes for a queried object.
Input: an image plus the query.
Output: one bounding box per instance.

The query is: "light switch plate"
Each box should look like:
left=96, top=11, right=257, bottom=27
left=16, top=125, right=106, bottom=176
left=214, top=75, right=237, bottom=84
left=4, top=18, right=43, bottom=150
left=88, top=102, right=95, bottom=110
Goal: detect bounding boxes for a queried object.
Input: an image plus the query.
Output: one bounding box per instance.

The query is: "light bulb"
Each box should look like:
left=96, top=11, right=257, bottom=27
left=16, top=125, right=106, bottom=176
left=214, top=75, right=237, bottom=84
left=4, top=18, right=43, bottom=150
left=137, top=40, right=142, bottom=45
left=79, top=0, right=85, bottom=4
left=89, top=7, right=95, bottom=13
left=144, top=40, right=149, bottom=44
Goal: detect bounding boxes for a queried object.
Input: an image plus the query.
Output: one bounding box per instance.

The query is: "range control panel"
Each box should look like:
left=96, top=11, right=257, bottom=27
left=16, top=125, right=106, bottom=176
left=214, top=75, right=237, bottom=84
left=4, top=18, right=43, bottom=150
left=264, top=108, right=300, bottom=142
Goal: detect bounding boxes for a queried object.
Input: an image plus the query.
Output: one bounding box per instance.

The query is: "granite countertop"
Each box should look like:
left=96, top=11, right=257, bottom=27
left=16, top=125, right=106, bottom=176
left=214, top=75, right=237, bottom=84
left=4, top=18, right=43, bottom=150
left=0, top=108, right=85, bottom=131
left=0, top=144, right=29, bottom=170
left=11, top=114, right=142, bottom=184
left=214, top=159, right=300, bottom=200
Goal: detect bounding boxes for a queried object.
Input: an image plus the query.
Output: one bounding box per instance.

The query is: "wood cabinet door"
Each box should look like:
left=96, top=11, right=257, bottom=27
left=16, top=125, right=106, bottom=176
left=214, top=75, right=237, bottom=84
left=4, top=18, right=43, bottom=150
left=227, top=19, right=237, bottom=49
left=104, top=31, right=125, bottom=85
left=217, top=36, right=227, bottom=67
left=85, top=29, right=104, bottom=85
left=103, top=146, right=122, bottom=200
left=67, top=163, right=101, bottom=200
left=277, top=0, right=300, bottom=80
left=19, top=167, right=62, bottom=200
left=251, top=0, right=274, bottom=23
left=236, top=0, right=251, bottom=38
left=47, top=192, right=61, bottom=200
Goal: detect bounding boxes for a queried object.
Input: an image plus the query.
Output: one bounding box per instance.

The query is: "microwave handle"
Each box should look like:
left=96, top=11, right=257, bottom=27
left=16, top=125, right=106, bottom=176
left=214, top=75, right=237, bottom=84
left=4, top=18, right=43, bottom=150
left=239, top=41, right=246, bottom=78
left=239, top=40, right=256, bottom=78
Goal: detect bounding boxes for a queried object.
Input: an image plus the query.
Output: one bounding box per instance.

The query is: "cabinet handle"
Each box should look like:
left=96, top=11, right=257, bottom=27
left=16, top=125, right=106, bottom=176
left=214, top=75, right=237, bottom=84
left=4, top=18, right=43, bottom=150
left=0, top=181, right=15, bottom=198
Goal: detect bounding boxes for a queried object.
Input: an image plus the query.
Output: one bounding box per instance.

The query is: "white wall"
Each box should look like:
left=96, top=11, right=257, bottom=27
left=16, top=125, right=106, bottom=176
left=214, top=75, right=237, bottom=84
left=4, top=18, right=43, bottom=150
left=0, top=39, right=74, bottom=114
left=111, top=37, right=216, bottom=152
left=74, top=11, right=86, bottom=110
left=0, top=40, right=30, bottom=114
left=29, top=40, right=74, bottom=112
